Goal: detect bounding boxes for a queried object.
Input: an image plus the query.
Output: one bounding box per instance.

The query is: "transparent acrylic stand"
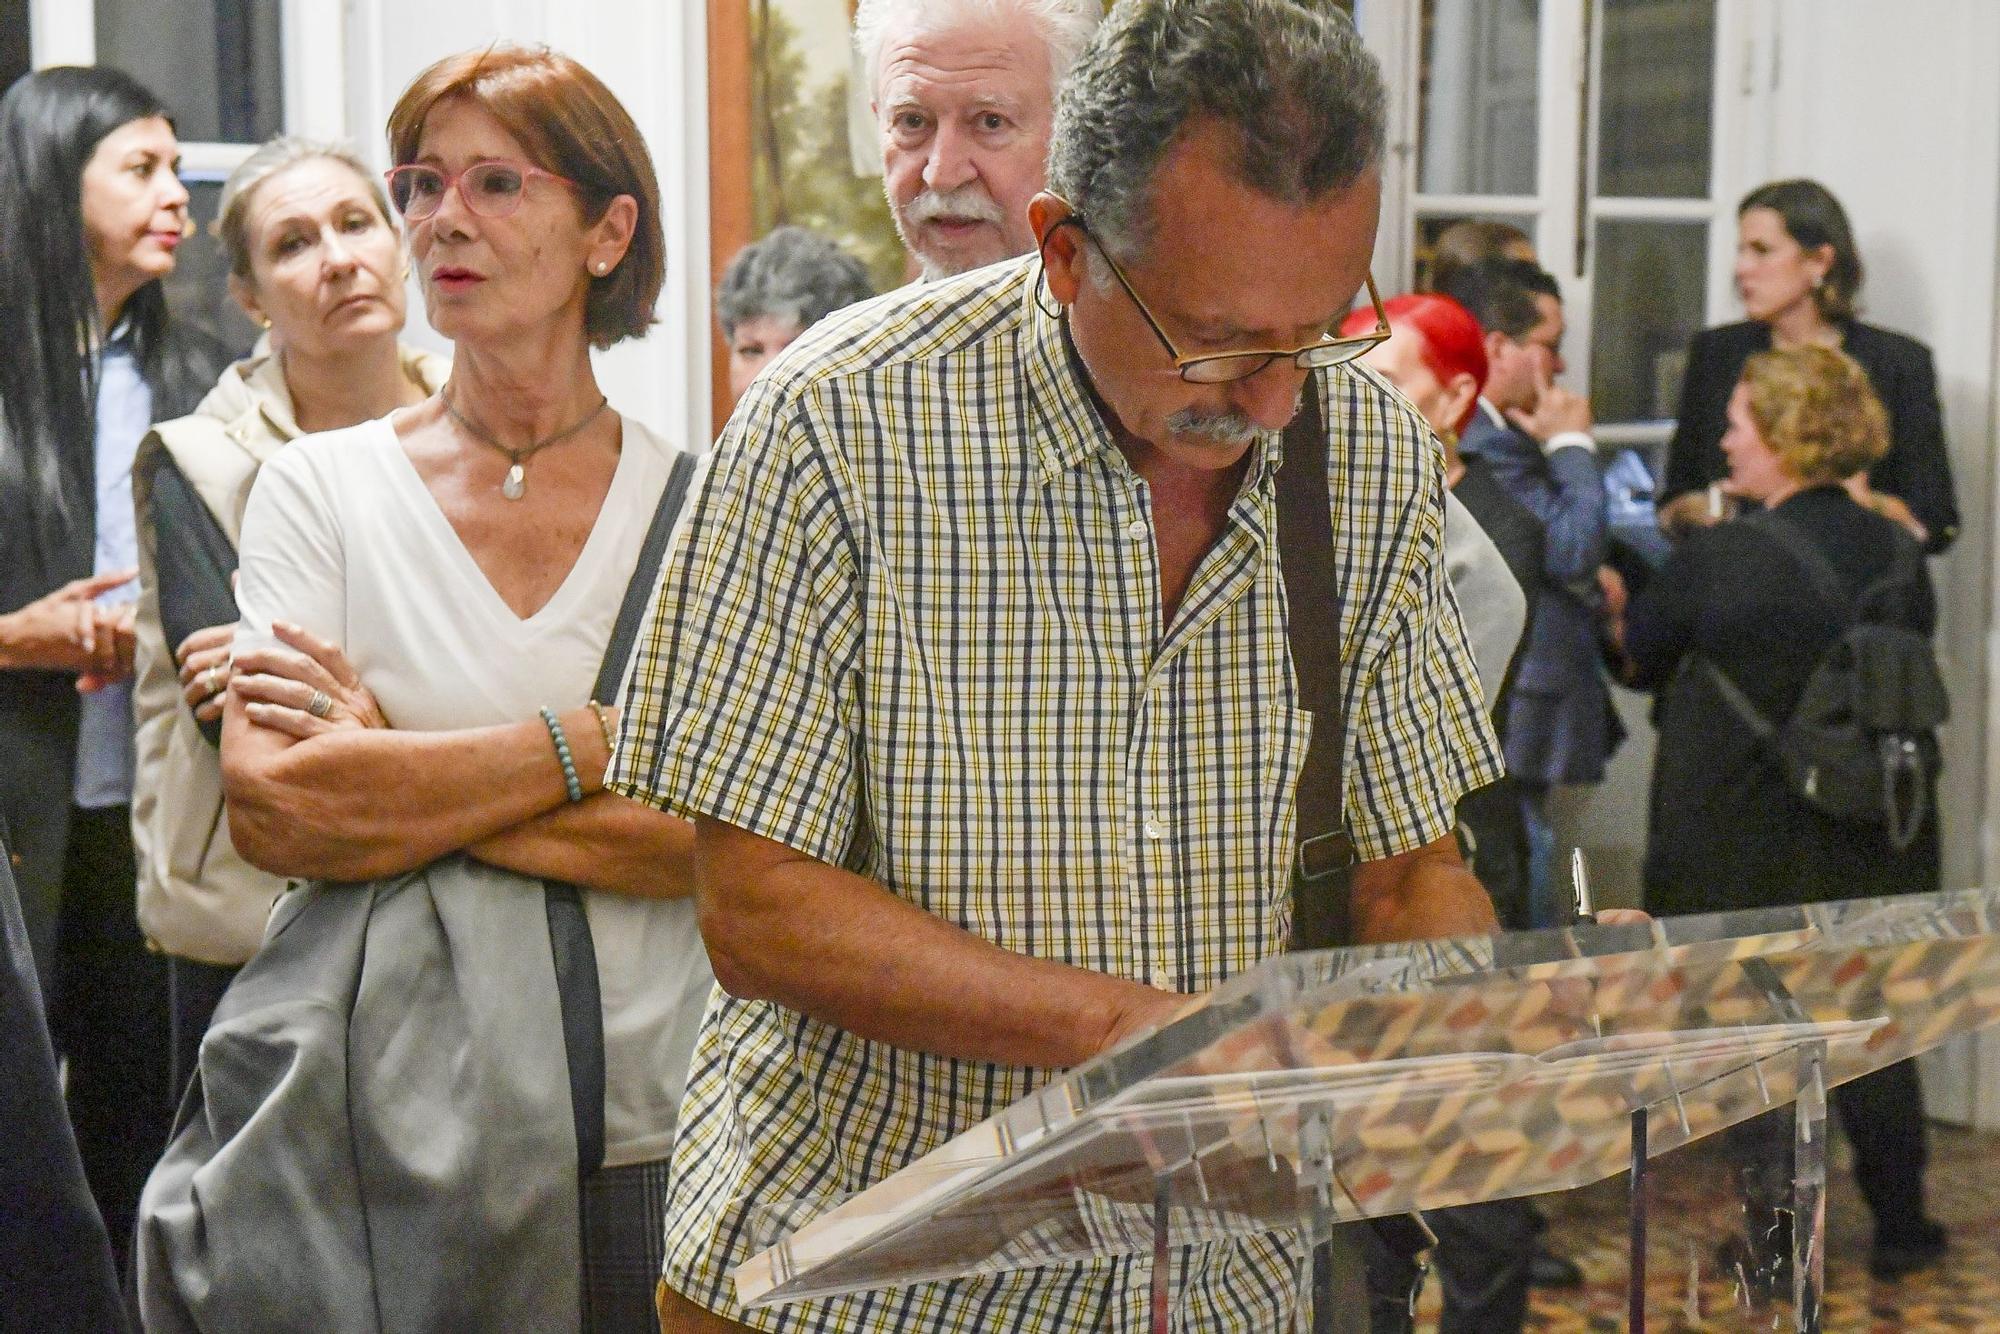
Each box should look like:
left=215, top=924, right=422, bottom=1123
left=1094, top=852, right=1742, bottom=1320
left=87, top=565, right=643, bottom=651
left=733, top=890, right=2000, bottom=1329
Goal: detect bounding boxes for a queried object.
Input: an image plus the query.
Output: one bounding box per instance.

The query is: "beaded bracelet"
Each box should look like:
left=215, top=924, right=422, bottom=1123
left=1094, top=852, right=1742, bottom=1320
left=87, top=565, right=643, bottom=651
left=539, top=705, right=584, bottom=803
left=586, top=698, right=617, bottom=756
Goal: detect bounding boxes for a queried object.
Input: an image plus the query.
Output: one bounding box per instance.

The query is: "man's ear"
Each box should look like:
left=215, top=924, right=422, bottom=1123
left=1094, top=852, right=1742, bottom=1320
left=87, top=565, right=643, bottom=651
left=1439, top=370, right=1479, bottom=432
left=1029, top=193, right=1085, bottom=306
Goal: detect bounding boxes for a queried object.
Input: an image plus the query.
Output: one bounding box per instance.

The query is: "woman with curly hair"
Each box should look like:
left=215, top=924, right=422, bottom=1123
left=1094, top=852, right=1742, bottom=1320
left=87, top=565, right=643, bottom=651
left=1623, top=343, right=1948, bottom=1288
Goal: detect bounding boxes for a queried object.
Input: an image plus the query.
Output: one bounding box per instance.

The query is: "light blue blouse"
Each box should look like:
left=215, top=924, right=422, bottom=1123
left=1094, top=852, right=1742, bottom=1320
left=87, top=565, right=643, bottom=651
left=73, top=331, right=150, bottom=809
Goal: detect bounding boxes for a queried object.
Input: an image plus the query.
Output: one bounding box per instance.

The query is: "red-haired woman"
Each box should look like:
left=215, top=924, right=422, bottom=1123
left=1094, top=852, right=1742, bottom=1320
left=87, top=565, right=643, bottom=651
left=1351, top=293, right=1546, bottom=715
left=1353, top=292, right=1556, bottom=1332
left=207, top=48, right=708, bottom=1330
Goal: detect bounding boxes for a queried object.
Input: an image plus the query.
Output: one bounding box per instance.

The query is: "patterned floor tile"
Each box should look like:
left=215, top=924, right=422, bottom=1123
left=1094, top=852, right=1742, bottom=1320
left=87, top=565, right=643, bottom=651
left=1407, top=1123, right=2000, bottom=1331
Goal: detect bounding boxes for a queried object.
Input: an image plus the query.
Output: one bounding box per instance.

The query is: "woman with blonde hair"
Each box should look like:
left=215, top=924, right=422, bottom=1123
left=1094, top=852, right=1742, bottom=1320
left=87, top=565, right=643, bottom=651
left=131, top=135, right=444, bottom=1097
left=1623, top=343, right=1948, bottom=1289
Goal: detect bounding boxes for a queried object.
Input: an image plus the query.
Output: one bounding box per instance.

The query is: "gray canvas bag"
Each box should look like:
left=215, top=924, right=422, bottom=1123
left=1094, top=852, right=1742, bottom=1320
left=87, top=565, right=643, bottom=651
left=137, top=451, right=698, bottom=1333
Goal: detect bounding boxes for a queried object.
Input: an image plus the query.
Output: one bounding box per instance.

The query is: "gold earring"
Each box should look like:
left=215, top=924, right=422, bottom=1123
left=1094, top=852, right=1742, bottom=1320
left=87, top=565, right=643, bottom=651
left=257, top=315, right=271, bottom=330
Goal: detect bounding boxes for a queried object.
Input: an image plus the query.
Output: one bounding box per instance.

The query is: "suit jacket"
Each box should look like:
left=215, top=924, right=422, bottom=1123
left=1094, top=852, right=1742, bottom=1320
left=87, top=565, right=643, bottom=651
left=0, top=319, right=235, bottom=990
left=1459, top=403, right=1611, bottom=785
left=1660, top=319, right=1960, bottom=551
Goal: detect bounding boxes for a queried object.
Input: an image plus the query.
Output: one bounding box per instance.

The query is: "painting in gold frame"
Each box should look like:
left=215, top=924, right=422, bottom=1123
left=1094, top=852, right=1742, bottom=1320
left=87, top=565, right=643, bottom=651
left=708, top=0, right=903, bottom=431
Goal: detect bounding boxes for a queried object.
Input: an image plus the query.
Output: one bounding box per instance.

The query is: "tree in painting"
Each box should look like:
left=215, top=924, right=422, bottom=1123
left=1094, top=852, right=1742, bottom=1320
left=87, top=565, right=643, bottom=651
left=750, top=0, right=905, bottom=291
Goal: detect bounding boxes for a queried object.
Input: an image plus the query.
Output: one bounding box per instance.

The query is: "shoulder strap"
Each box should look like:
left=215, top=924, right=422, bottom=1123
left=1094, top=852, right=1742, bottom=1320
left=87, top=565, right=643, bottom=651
left=1277, top=377, right=1355, bottom=952
left=554, top=444, right=700, bottom=1180
left=1699, top=657, right=1778, bottom=741
left=593, top=448, right=699, bottom=703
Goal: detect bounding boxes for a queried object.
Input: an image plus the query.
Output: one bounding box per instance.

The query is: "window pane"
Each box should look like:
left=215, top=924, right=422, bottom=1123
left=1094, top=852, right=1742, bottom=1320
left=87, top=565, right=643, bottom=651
left=1589, top=219, right=1706, bottom=423
left=96, top=0, right=282, bottom=144
left=1597, top=0, right=1715, bottom=198
left=164, top=178, right=259, bottom=356
left=1418, top=0, right=1540, bottom=197
left=1414, top=213, right=1538, bottom=291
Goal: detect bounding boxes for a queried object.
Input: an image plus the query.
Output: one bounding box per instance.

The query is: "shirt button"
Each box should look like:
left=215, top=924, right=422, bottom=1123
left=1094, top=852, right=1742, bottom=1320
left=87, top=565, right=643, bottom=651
left=1150, top=967, right=1172, bottom=991
left=1123, top=518, right=1149, bottom=542
left=1142, top=816, right=1166, bottom=840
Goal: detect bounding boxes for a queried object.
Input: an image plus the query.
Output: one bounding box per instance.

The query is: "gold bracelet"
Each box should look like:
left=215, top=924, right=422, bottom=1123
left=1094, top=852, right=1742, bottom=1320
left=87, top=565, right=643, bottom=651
left=586, top=699, right=617, bottom=757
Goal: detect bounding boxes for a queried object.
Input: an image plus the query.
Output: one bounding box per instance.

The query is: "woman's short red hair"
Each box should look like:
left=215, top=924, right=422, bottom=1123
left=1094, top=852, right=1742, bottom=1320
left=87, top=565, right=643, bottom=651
left=387, top=45, right=664, bottom=349
left=1341, top=292, right=1489, bottom=435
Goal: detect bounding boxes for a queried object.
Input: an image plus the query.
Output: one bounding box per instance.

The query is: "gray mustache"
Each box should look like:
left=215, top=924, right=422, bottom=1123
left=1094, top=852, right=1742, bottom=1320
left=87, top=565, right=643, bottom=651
left=1165, top=407, right=1262, bottom=447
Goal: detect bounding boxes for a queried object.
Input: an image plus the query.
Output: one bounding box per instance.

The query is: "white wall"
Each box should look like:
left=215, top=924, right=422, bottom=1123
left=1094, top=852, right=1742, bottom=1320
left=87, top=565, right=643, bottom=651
left=339, top=1, right=711, bottom=452
left=1756, top=0, right=2000, bottom=1128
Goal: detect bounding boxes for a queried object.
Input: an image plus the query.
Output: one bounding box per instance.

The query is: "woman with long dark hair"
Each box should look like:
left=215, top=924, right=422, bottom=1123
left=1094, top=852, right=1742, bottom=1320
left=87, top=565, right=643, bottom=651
left=0, top=66, right=232, bottom=1272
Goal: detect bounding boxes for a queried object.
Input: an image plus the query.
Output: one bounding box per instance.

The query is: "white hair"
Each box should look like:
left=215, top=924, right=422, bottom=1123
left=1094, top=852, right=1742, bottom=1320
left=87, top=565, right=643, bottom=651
left=853, top=0, right=1103, bottom=101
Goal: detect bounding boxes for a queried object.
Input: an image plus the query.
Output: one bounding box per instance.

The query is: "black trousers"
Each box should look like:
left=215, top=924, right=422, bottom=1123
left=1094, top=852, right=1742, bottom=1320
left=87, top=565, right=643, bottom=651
left=167, top=954, right=239, bottom=1099
left=49, top=805, right=172, bottom=1277
left=1725, top=1057, right=1932, bottom=1248
left=1363, top=1199, right=1535, bottom=1333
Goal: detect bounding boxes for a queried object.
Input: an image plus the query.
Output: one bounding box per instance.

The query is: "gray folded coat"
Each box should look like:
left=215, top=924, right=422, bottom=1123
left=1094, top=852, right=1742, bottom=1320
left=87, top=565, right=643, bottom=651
left=138, top=858, right=584, bottom=1334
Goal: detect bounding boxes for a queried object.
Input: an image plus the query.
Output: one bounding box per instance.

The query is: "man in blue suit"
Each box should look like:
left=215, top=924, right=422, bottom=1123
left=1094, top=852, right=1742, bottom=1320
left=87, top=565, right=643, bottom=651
left=1442, top=259, right=1610, bottom=929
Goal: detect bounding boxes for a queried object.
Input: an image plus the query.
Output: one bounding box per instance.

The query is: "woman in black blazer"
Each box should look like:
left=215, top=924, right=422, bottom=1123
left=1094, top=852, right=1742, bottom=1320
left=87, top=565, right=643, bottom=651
left=1659, top=179, right=1959, bottom=552
left=0, top=68, right=232, bottom=1276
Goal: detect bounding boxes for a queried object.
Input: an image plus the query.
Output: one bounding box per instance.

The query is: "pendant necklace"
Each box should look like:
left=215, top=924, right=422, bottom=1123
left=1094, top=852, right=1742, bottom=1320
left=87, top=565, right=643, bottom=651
left=441, top=386, right=609, bottom=500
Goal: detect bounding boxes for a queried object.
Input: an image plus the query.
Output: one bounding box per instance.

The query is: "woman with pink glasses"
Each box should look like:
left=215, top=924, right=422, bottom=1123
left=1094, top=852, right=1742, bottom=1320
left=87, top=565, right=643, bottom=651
left=203, top=47, right=710, bottom=1330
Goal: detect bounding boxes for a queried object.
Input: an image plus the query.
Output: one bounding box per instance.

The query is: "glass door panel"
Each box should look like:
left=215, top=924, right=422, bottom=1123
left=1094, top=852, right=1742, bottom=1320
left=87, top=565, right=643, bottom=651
left=1587, top=219, right=1706, bottom=425
left=1418, top=0, right=1541, bottom=197
left=95, top=0, right=282, bottom=143
left=1597, top=0, right=1716, bottom=198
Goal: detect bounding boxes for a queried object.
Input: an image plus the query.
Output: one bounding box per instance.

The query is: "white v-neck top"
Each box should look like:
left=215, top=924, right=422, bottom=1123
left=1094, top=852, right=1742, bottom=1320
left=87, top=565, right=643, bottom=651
left=234, top=413, right=711, bottom=1167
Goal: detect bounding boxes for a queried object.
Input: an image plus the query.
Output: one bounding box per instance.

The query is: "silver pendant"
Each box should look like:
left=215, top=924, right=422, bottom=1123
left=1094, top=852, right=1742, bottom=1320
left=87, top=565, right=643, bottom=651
left=502, top=463, right=526, bottom=500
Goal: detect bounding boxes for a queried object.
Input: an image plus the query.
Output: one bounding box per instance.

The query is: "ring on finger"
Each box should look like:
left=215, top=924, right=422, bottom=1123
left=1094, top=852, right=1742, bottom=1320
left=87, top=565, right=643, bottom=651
left=205, top=665, right=226, bottom=696
left=307, top=688, right=334, bottom=720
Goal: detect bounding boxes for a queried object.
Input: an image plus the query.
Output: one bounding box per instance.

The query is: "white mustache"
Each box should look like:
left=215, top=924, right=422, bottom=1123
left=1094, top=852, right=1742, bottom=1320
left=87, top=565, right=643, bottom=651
left=906, top=185, right=1005, bottom=227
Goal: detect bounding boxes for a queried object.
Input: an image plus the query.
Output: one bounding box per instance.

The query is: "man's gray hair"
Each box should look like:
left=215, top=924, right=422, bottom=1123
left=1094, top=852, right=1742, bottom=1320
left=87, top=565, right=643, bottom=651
left=1048, top=0, right=1386, bottom=263
left=853, top=0, right=1103, bottom=98
left=715, top=226, right=875, bottom=340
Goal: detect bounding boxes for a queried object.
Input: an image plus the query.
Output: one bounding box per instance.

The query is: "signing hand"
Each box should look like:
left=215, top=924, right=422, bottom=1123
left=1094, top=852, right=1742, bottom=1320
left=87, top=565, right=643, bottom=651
left=230, top=620, right=387, bottom=739
left=0, top=569, right=137, bottom=679
left=175, top=623, right=237, bottom=724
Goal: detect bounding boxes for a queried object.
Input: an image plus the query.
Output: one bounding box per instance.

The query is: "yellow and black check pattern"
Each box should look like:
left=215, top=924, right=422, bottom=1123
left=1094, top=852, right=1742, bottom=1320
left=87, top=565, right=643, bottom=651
left=608, top=254, right=1503, bottom=1332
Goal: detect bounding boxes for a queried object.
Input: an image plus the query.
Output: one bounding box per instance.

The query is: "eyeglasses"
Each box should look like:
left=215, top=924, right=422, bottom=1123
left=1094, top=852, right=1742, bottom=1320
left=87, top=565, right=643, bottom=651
left=1048, top=214, right=1390, bottom=384
left=383, top=160, right=577, bottom=222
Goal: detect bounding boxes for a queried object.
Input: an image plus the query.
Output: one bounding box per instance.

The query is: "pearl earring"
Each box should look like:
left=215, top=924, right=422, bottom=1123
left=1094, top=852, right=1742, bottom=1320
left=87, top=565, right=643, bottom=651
left=593, top=260, right=609, bottom=276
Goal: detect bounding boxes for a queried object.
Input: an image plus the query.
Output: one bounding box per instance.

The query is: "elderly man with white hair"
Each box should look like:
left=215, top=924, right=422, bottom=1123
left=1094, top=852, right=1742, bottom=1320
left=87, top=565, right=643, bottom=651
left=853, top=0, right=1101, bottom=279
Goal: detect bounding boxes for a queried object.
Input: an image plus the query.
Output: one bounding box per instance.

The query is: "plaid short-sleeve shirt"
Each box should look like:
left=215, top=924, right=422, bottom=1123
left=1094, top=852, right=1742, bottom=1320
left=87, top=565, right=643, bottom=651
left=609, top=256, right=1503, bottom=1332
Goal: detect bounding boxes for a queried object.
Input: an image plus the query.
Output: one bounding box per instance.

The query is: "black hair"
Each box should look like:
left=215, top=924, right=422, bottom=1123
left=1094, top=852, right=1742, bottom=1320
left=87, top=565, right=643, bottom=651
left=1438, top=257, right=1558, bottom=342
left=0, top=66, right=173, bottom=557
left=1738, top=178, right=1863, bottom=321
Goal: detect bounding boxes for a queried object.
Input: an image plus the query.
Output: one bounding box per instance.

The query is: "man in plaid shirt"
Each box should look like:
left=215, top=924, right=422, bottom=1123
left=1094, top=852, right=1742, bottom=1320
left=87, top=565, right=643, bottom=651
left=616, top=2, right=1506, bottom=1329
